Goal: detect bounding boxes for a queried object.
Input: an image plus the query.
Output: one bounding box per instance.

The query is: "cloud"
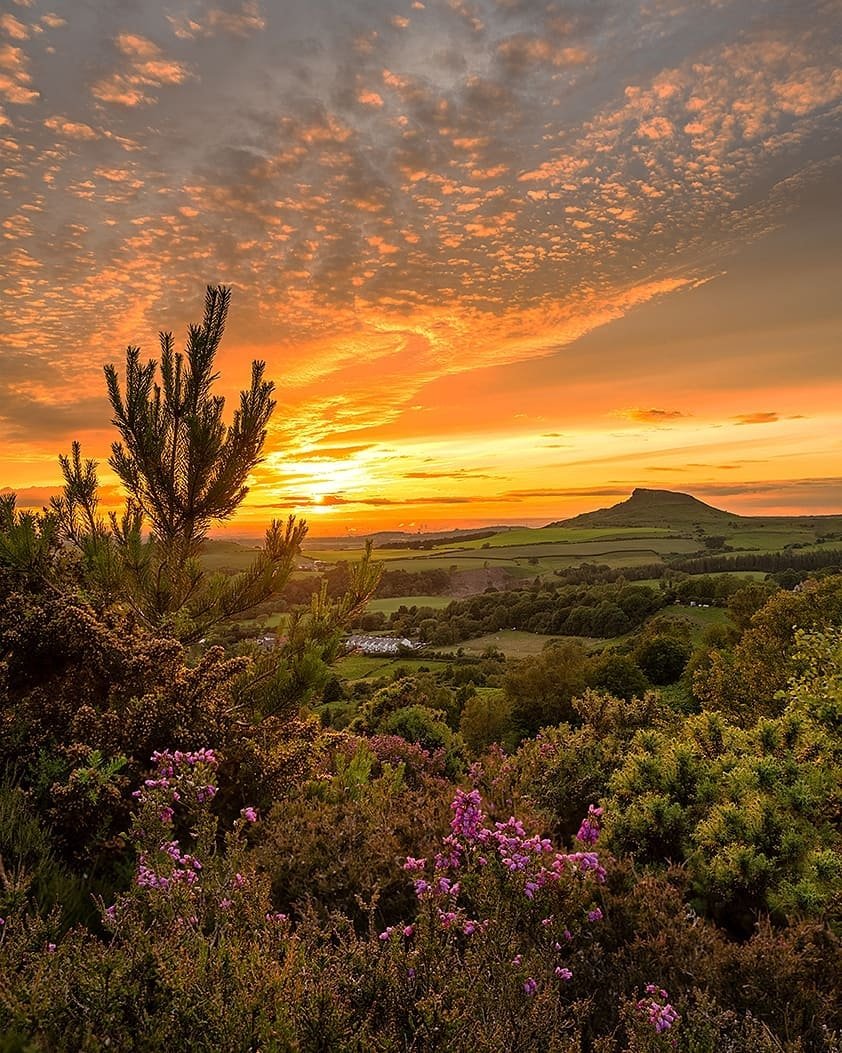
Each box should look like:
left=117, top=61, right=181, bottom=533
left=732, top=412, right=780, bottom=425
left=255, top=492, right=513, bottom=508
left=404, top=469, right=500, bottom=479
left=690, top=477, right=842, bottom=501
left=503, top=487, right=630, bottom=499
left=3, top=483, right=123, bottom=510
left=0, top=14, right=29, bottom=40
left=495, top=34, right=589, bottom=76
left=623, top=408, right=688, bottom=424
left=283, top=444, right=375, bottom=461
left=168, top=1, right=265, bottom=40
left=92, top=33, right=192, bottom=107
left=44, top=115, right=99, bottom=140
left=0, top=41, right=39, bottom=104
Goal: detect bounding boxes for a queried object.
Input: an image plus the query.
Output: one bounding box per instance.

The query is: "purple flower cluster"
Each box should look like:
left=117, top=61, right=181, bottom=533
left=576, top=804, right=604, bottom=845
left=450, top=788, right=484, bottom=839
left=638, top=986, right=680, bottom=1033
left=396, top=790, right=605, bottom=992
left=136, top=841, right=203, bottom=891
left=128, top=748, right=258, bottom=904
left=379, top=924, right=416, bottom=941
left=132, top=749, right=220, bottom=807
left=410, top=789, right=607, bottom=912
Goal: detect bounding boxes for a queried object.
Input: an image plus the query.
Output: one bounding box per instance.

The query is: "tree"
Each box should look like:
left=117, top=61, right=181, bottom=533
left=587, top=653, right=649, bottom=701
left=51, top=286, right=313, bottom=640
left=635, top=635, right=691, bottom=685
left=105, top=285, right=273, bottom=555
left=504, top=640, right=588, bottom=742
left=459, top=691, right=513, bottom=754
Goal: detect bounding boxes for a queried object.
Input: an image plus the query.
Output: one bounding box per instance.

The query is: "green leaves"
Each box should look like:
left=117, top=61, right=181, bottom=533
left=105, top=285, right=274, bottom=553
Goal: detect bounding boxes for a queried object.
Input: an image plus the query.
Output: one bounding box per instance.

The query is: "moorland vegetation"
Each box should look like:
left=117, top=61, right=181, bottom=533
left=1, top=289, right=840, bottom=1051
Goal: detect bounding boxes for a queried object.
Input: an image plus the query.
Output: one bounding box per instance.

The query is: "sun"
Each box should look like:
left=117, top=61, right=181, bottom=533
left=259, top=450, right=375, bottom=514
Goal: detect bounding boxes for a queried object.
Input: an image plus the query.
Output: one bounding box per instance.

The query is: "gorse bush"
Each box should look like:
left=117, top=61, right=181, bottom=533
left=605, top=628, right=842, bottom=933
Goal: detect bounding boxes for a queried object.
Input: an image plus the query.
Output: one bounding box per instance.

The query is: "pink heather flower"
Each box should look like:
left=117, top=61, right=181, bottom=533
left=403, top=856, right=426, bottom=872
left=576, top=804, right=604, bottom=845
left=463, top=921, right=476, bottom=935
left=219, top=898, right=233, bottom=910
left=47, top=943, right=56, bottom=953
left=402, top=924, right=415, bottom=938
left=379, top=927, right=394, bottom=941
left=587, top=908, right=603, bottom=923
left=523, top=977, right=538, bottom=996
left=450, top=788, right=484, bottom=840
left=541, top=916, right=553, bottom=927
left=511, top=954, right=522, bottom=966
left=555, top=967, right=573, bottom=981
left=232, top=873, right=245, bottom=889
left=265, top=912, right=288, bottom=924
left=638, top=992, right=680, bottom=1034
left=241, top=806, right=258, bottom=823
left=159, top=807, right=174, bottom=823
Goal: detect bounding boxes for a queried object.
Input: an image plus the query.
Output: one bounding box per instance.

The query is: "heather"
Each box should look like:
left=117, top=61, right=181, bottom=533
left=1, top=290, right=841, bottom=1051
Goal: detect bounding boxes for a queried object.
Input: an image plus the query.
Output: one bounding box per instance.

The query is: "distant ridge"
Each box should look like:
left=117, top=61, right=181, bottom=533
left=552, top=488, right=740, bottom=529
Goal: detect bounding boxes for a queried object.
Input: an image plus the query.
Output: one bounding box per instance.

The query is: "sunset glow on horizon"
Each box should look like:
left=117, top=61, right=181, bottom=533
left=2, top=0, right=841, bottom=535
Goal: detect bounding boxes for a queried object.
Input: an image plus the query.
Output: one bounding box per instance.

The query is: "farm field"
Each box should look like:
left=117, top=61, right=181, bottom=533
left=367, top=595, right=454, bottom=614
left=438, top=630, right=595, bottom=658
left=723, top=528, right=823, bottom=551
left=446, top=526, right=677, bottom=549
left=334, top=654, right=451, bottom=681
left=439, top=538, right=701, bottom=560
left=659, top=603, right=732, bottom=642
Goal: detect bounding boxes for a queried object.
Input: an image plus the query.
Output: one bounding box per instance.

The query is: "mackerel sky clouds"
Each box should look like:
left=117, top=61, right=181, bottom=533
left=1, top=0, right=840, bottom=530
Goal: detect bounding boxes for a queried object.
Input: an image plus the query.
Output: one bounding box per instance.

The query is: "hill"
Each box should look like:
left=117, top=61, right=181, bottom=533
left=553, top=488, right=742, bottom=530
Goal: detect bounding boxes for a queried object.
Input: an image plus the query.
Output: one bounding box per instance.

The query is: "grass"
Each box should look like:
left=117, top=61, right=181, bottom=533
left=234, top=611, right=289, bottom=631
left=438, top=630, right=596, bottom=658
left=446, top=525, right=677, bottom=549
left=724, top=528, right=818, bottom=551
left=661, top=603, right=731, bottom=625
left=334, top=654, right=451, bottom=681
left=367, top=595, right=454, bottom=614
left=659, top=604, right=731, bottom=645
left=445, top=538, right=700, bottom=560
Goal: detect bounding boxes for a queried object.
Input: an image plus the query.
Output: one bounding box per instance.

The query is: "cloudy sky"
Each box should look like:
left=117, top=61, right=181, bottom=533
left=1, top=0, right=840, bottom=533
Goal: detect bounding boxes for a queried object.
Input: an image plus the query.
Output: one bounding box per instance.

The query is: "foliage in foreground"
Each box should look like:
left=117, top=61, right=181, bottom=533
left=2, top=746, right=840, bottom=1052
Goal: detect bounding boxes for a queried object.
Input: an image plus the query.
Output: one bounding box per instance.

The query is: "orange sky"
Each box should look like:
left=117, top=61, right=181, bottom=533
left=1, top=0, right=841, bottom=535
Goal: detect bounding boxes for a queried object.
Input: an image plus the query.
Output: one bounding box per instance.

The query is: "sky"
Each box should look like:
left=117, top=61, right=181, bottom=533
left=1, top=0, right=841, bottom=535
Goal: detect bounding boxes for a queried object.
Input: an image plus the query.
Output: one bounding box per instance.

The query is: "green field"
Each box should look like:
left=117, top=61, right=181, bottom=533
left=367, top=595, right=454, bottom=614
left=439, top=630, right=594, bottom=658
left=334, top=654, right=451, bottom=681
left=442, top=538, right=700, bottom=561
left=446, top=526, right=676, bottom=549
left=659, top=604, right=732, bottom=643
